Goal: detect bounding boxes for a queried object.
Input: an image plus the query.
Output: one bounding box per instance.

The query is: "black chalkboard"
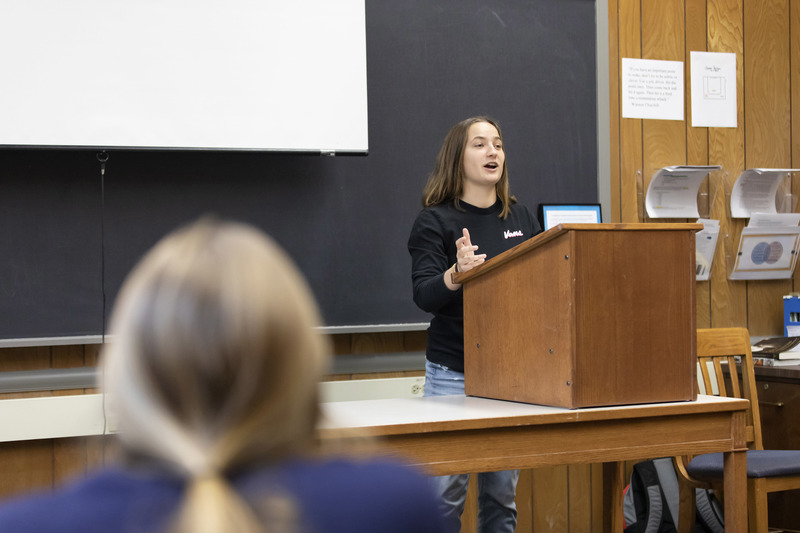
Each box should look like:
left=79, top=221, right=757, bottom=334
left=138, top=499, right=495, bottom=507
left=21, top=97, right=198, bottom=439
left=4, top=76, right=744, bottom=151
left=0, top=0, right=597, bottom=339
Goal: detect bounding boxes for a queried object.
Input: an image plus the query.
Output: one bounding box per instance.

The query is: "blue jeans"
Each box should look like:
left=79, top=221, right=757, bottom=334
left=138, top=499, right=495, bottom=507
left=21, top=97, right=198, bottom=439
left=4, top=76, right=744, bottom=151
left=424, top=361, right=519, bottom=533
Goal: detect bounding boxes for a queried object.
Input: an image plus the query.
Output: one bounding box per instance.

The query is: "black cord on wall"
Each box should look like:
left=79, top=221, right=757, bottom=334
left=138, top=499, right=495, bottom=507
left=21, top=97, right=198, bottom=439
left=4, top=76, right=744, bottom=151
left=97, top=151, right=109, bottom=343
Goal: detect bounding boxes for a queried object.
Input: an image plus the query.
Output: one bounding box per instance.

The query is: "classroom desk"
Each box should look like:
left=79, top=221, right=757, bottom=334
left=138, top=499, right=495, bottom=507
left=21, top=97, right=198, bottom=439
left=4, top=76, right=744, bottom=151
left=320, top=394, right=749, bottom=532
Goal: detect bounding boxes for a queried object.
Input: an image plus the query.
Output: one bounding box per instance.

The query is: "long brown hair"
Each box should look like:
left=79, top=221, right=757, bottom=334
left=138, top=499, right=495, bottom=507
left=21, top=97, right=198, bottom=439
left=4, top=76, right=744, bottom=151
left=102, top=218, right=329, bottom=532
left=421, top=116, right=516, bottom=218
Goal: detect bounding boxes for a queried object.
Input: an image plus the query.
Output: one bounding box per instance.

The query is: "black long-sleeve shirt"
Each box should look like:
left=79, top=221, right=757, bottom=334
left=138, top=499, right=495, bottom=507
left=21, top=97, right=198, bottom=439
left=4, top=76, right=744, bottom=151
left=407, top=199, right=540, bottom=372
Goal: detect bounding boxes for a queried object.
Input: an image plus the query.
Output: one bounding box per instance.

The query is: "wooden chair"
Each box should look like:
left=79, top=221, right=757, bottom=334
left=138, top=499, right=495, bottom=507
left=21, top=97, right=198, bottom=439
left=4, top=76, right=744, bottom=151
left=674, top=327, right=800, bottom=533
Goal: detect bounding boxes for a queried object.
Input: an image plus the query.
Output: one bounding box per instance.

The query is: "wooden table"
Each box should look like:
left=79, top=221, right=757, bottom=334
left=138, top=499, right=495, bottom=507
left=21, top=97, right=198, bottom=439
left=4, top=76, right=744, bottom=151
left=320, top=394, right=749, bottom=532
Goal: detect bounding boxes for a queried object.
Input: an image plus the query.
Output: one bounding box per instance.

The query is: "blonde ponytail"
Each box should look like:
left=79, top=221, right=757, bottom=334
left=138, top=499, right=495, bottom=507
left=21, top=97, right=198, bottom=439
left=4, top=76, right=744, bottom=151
left=171, top=476, right=264, bottom=533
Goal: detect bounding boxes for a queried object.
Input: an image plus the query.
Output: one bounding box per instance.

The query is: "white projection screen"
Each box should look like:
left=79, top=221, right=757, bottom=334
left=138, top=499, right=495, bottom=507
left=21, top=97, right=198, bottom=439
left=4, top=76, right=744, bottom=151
left=0, top=1, right=368, bottom=153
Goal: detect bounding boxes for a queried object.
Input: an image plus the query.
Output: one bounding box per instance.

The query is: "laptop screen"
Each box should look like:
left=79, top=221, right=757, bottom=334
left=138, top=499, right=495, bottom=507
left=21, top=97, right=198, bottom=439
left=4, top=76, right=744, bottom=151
left=538, top=203, right=602, bottom=231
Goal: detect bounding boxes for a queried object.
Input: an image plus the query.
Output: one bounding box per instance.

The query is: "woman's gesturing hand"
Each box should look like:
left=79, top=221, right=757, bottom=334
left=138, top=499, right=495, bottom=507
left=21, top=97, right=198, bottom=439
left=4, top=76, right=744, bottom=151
left=455, top=228, right=486, bottom=273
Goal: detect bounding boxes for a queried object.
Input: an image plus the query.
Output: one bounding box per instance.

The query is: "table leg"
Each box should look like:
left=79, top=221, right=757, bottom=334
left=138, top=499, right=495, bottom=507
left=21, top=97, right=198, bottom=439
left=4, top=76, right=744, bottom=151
left=723, top=448, right=747, bottom=532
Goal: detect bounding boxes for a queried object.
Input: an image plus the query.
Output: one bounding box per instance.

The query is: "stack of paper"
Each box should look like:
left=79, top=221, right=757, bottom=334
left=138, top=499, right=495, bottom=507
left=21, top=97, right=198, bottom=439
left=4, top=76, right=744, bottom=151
left=750, top=336, right=800, bottom=366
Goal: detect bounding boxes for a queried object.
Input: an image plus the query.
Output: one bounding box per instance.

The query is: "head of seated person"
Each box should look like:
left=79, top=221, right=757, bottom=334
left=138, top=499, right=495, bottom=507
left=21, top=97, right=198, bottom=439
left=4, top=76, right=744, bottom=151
left=103, top=217, right=329, bottom=531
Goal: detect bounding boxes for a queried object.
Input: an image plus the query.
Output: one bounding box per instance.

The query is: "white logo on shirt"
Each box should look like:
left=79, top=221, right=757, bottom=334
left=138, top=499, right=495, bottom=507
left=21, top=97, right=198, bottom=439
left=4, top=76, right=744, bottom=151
left=504, top=230, right=524, bottom=239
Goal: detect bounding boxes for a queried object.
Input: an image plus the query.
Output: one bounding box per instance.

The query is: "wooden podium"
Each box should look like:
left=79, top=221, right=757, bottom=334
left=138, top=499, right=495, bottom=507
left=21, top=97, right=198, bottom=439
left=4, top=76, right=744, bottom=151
left=453, top=223, right=700, bottom=409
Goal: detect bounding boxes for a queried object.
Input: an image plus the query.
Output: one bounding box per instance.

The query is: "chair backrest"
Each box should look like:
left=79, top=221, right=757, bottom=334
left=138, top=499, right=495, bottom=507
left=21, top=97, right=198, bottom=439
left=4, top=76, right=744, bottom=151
left=696, top=327, right=762, bottom=450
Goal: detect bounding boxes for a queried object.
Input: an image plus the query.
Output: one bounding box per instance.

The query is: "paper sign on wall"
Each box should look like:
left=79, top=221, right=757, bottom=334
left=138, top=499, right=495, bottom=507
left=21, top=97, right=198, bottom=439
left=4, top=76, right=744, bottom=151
left=621, top=58, right=684, bottom=121
left=690, top=51, right=737, bottom=128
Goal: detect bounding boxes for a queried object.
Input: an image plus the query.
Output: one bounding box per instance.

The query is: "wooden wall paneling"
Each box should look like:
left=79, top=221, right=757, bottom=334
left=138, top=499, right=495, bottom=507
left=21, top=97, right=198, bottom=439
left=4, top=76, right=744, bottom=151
left=84, top=344, right=113, bottom=471
left=0, top=440, right=53, bottom=500
left=744, top=0, right=793, bottom=335
left=532, top=465, right=569, bottom=531
left=685, top=0, right=709, bottom=166
left=85, top=343, right=101, bottom=395
left=325, top=331, right=425, bottom=381
left=792, top=0, right=800, bottom=293
left=609, top=0, right=622, bottom=222
left=708, top=0, right=746, bottom=327
left=327, top=333, right=359, bottom=380
left=82, top=344, right=111, bottom=470
left=618, top=0, right=644, bottom=223
left=641, top=0, right=687, bottom=179
left=84, top=343, right=100, bottom=366
left=53, top=436, right=89, bottom=488
left=0, top=346, right=51, bottom=389
left=50, top=344, right=85, bottom=387
left=568, top=464, right=593, bottom=528
left=76, top=344, right=106, bottom=472
left=348, top=371, right=423, bottom=381
left=591, top=463, right=604, bottom=531
left=322, top=373, right=353, bottom=382
left=329, top=333, right=352, bottom=355
left=687, top=0, right=712, bottom=328
left=0, top=346, right=53, bottom=498
left=402, top=330, right=427, bottom=352
left=350, top=332, right=405, bottom=354
left=515, top=469, right=533, bottom=532
left=52, top=344, right=88, bottom=488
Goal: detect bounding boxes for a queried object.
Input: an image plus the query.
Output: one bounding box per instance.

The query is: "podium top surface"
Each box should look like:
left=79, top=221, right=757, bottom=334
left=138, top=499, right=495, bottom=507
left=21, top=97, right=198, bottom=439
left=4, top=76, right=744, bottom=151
left=453, top=222, right=702, bottom=284
left=548, top=222, right=703, bottom=232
